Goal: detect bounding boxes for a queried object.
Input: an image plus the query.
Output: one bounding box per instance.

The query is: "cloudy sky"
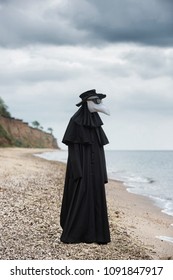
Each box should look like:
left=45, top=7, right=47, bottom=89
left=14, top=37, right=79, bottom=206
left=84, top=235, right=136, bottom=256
left=0, top=0, right=173, bottom=150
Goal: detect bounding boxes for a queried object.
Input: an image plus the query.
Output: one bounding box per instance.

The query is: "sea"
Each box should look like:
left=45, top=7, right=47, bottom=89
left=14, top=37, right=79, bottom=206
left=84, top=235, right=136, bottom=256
left=35, top=149, right=173, bottom=243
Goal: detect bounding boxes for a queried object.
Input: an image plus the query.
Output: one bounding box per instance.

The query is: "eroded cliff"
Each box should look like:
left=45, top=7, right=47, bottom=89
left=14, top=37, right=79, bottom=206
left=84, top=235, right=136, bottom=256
left=0, top=116, right=59, bottom=149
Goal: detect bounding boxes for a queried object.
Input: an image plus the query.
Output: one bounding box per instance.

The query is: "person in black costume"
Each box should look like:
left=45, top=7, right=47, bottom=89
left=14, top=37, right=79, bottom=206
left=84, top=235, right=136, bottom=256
left=60, top=89, right=110, bottom=244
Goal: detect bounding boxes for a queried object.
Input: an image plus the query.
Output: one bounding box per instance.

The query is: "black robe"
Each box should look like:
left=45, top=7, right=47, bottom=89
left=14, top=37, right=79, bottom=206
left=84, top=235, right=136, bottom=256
left=60, top=103, right=110, bottom=244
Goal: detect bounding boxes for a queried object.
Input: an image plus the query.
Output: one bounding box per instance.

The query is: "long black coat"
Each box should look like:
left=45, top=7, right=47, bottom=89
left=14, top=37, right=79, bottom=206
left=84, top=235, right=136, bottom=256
left=60, top=103, right=110, bottom=244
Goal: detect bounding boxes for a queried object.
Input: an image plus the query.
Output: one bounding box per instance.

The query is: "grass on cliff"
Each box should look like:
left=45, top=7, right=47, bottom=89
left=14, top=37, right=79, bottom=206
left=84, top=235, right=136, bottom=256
left=0, top=124, right=25, bottom=147
left=0, top=124, right=13, bottom=146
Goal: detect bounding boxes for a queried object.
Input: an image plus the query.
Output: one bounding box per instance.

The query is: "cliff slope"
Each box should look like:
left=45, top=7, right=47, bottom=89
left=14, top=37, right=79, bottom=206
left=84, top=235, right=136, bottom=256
left=0, top=116, right=59, bottom=149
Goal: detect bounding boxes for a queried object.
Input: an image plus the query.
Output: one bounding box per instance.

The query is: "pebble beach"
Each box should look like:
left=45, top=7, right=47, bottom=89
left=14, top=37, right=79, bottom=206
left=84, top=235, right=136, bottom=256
left=0, top=148, right=173, bottom=260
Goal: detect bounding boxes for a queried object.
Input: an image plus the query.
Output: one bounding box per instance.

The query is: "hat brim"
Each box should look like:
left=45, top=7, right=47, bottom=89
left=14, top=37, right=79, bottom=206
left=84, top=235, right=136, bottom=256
left=76, top=93, right=106, bottom=107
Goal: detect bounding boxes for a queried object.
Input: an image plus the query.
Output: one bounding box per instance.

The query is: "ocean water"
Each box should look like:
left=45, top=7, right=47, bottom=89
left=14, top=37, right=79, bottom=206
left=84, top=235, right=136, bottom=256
left=35, top=149, right=173, bottom=243
left=106, top=150, right=173, bottom=218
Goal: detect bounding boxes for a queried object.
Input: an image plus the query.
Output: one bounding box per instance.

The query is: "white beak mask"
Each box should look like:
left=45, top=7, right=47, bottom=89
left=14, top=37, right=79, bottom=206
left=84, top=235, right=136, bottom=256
left=87, top=96, right=110, bottom=116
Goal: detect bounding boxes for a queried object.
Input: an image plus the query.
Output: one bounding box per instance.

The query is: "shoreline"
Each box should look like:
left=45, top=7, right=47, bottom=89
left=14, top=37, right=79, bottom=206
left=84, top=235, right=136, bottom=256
left=109, top=178, right=173, bottom=243
left=106, top=179, right=173, bottom=259
left=0, top=148, right=173, bottom=259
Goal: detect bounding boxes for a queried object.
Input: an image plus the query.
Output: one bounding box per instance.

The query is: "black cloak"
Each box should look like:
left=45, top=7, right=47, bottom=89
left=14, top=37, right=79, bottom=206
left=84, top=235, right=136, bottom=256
left=60, top=103, right=110, bottom=244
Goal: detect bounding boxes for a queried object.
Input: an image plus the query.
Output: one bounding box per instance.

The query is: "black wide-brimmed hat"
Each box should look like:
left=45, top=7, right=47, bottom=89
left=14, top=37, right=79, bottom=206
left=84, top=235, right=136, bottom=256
left=76, top=89, right=106, bottom=107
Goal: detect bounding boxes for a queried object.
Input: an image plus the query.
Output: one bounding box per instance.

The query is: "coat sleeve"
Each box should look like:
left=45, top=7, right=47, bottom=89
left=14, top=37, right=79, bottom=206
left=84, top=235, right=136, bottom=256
left=68, top=144, right=83, bottom=180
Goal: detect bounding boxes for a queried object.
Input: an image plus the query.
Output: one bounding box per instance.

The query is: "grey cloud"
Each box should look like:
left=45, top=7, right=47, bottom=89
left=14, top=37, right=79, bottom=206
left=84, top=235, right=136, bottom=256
left=0, top=0, right=87, bottom=47
left=0, top=0, right=173, bottom=47
left=78, top=0, right=173, bottom=46
left=57, top=0, right=173, bottom=46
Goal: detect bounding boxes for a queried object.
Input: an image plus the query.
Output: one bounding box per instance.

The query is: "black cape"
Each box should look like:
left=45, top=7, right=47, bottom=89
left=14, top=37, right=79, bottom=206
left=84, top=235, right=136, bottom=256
left=60, top=103, right=110, bottom=243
